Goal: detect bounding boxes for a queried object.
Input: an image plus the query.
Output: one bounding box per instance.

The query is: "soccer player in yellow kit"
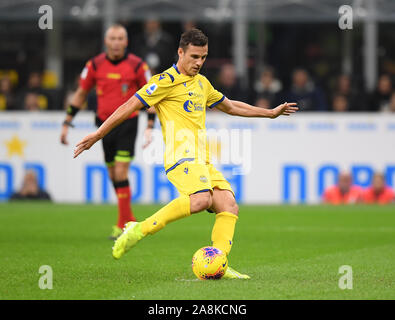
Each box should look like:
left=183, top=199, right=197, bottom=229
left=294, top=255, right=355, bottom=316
left=74, top=29, right=298, bottom=279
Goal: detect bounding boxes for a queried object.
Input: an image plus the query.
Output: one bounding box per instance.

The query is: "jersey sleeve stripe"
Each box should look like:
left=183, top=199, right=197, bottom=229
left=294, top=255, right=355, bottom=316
left=207, top=95, right=225, bottom=109
left=134, top=93, right=150, bottom=110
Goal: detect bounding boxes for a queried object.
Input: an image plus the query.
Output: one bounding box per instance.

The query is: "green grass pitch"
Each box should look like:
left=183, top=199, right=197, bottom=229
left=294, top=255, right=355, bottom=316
left=0, top=202, right=394, bottom=300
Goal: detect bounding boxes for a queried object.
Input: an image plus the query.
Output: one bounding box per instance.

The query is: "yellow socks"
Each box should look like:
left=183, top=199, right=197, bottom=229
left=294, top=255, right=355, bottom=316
left=141, top=195, right=191, bottom=235
left=140, top=198, right=238, bottom=257
left=211, top=211, right=238, bottom=256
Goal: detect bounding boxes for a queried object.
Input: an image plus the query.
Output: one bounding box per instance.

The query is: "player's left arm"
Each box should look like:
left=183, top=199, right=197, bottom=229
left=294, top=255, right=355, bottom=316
left=216, top=97, right=298, bottom=119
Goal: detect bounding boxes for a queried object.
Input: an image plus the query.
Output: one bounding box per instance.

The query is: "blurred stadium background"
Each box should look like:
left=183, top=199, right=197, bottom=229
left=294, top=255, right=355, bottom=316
left=0, top=0, right=395, bottom=204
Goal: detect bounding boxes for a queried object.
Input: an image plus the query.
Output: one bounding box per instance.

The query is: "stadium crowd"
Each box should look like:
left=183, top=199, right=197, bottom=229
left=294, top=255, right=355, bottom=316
left=323, top=172, right=395, bottom=205
left=1, top=19, right=394, bottom=205
left=1, top=20, right=395, bottom=113
left=1, top=66, right=395, bottom=113
left=9, top=170, right=52, bottom=201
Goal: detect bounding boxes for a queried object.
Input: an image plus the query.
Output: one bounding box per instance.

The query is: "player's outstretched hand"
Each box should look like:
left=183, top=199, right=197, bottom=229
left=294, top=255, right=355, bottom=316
left=142, top=128, right=153, bottom=149
left=74, top=132, right=100, bottom=158
left=271, top=102, right=298, bottom=119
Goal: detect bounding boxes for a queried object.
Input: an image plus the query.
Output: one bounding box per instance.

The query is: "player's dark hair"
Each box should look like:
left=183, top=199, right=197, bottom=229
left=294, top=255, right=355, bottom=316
left=179, top=29, right=208, bottom=51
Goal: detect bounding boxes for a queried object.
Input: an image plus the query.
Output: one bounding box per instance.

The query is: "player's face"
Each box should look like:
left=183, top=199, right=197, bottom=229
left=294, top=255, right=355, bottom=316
left=178, top=44, right=208, bottom=76
left=105, top=27, right=128, bottom=59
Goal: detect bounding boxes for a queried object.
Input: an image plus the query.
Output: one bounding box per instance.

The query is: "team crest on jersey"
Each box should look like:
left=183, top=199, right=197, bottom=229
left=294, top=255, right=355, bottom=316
left=146, top=83, right=158, bottom=95
left=200, top=175, right=208, bottom=183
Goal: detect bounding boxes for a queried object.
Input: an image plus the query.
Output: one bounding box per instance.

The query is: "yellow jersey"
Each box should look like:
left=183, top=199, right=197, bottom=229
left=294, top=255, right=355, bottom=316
left=135, top=64, right=225, bottom=172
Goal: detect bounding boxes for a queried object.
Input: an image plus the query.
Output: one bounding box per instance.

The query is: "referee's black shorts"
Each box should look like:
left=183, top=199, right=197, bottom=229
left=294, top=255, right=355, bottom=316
left=95, top=115, right=138, bottom=166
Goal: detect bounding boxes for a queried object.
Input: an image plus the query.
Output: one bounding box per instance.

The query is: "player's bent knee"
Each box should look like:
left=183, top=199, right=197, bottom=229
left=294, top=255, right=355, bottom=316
left=230, top=201, right=239, bottom=216
left=193, top=197, right=212, bottom=213
left=226, top=201, right=239, bottom=216
left=190, top=192, right=213, bottom=214
left=213, top=195, right=239, bottom=216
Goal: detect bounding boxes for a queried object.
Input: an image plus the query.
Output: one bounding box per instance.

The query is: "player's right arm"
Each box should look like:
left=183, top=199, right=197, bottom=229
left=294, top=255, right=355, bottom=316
left=74, top=95, right=144, bottom=158
left=74, top=73, right=170, bottom=158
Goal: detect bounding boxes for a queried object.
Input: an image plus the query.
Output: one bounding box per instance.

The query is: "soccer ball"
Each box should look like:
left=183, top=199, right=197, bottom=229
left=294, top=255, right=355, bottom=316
left=191, top=246, right=228, bottom=280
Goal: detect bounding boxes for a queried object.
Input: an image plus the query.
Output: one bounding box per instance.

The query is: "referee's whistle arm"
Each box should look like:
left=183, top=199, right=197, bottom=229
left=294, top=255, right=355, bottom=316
left=142, top=128, right=153, bottom=149
left=60, top=125, right=69, bottom=145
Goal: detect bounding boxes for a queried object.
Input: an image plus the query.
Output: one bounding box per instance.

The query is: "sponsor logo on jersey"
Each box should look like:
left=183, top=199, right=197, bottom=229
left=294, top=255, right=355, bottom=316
left=188, top=91, right=204, bottom=99
left=107, top=73, right=121, bottom=79
left=183, top=100, right=193, bottom=112
left=183, top=100, right=204, bottom=112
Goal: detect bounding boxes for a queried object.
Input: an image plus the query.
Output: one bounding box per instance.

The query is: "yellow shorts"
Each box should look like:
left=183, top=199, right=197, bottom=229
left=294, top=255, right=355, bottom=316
left=166, top=161, right=234, bottom=196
